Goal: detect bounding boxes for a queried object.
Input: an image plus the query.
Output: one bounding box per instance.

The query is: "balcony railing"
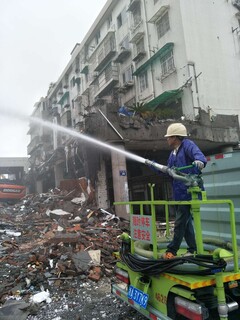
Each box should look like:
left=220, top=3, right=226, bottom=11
left=127, top=0, right=141, bottom=12
left=94, top=63, right=119, bottom=98
left=114, top=48, right=131, bottom=63
left=94, top=31, right=116, bottom=72
left=129, top=19, right=144, bottom=43
left=60, top=109, right=72, bottom=127
left=27, top=136, right=41, bottom=155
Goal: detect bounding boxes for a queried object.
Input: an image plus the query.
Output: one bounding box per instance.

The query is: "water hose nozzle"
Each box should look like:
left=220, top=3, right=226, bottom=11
left=145, top=159, right=168, bottom=173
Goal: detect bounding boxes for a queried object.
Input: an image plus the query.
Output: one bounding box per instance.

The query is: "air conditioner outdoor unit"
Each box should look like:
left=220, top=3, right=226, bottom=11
left=125, top=80, right=134, bottom=86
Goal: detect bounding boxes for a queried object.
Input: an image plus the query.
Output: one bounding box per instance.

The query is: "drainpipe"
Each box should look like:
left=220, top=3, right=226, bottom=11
left=188, top=62, right=201, bottom=117
left=143, top=0, right=156, bottom=98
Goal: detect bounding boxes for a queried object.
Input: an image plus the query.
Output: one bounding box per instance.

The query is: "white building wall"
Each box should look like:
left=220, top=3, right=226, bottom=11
left=44, top=0, right=240, bottom=124
left=141, top=0, right=240, bottom=121
left=0, top=157, right=29, bottom=173
left=179, top=0, right=240, bottom=119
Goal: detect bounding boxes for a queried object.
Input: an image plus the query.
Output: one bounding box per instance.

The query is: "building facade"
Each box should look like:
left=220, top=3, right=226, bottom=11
left=28, top=0, right=240, bottom=218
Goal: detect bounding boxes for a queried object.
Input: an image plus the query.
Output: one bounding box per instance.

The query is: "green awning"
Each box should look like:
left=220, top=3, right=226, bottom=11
left=58, top=91, right=69, bottom=105
left=133, top=42, right=174, bottom=76
left=81, top=64, right=89, bottom=74
left=145, top=89, right=182, bottom=110
left=74, top=77, right=81, bottom=86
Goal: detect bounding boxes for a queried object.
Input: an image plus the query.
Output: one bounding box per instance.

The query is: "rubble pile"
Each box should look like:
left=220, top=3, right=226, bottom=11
left=0, top=180, right=136, bottom=320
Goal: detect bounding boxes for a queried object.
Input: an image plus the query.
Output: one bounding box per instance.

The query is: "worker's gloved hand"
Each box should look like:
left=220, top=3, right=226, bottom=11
left=194, top=160, right=204, bottom=170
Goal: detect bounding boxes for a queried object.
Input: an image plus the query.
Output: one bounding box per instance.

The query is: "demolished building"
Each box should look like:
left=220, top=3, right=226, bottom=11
left=27, top=0, right=240, bottom=219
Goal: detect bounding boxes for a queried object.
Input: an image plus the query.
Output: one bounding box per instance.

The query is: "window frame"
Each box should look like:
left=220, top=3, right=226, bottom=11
left=139, top=70, right=148, bottom=92
left=160, top=50, right=175, bottom=77
left=156, top=11, right=170, bottom=39
left=122, top=65, right=133, bottom=84
left=117, top=7, right=127, bottom=29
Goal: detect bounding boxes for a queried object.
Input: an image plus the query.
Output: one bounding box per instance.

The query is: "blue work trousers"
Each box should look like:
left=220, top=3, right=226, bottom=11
left=167, top=205, right=196, bottom=255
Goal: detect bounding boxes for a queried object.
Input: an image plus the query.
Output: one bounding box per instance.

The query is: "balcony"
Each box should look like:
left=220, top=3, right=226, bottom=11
left=148, top=5, right=170, bottom=23
left=94, top=31, right=116, bottom=72
left=123, top=80, right=134, bottom=89
left=58, top=91, right=70, bottom=108
left=127, top=0, right=141, bottom=12
left=60, top=110, right=72, bottom=127
left=114, top=47, right=131, bottom=63
left=82, top=87, right=90, bottom=96
left=132, top=50, right=146, bottom=62
left=129, top=19, right=144, bottom=43
left=88, top=72, right=99, bottom=85
left=80, top=64, right=89, bottom=74
left=27, top=136, right=41, bottom=155
left=94, top=63, right=118, bottom=98
left=117, top=80, right=134, bottom=94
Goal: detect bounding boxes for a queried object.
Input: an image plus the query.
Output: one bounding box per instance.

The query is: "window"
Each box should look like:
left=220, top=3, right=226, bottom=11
left=70, top=76, right=75, bottom=88
left=107, top=14, right=112, bottom=29
left=133, top=37, right=145, bottom=61
left=122, top=65, right=133, bottom=83
left=156, top=11, right=170, bottom=39
left=136, top=38, right=145, bottom=54
left=120, top=35, right=130, bottom=50
left=132, top=3, right=142, bottom=27
left=117, top=8, right=127, bottom=29
left=117, top=13, right=122, bottom=28
left=160, top=50, right=175, bottom=76
left=95, top=30, right=101, bottom=45
left=139, top=71, right=148, bottom=92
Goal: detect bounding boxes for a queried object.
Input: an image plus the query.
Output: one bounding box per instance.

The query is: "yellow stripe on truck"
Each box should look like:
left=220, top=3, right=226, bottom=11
left=163, top=273, right=240, bottom=290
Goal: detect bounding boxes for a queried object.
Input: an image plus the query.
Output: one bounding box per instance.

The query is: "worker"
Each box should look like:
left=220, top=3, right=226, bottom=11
left=162, top=123, right=207, bottom=259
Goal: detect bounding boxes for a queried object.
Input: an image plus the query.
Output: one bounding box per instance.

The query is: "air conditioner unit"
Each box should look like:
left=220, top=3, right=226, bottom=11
left=125, top=80, right=134, bottom=86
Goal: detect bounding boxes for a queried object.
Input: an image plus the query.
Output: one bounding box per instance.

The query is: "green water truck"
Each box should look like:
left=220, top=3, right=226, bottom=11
left=111, top=161, right=240, bottom=320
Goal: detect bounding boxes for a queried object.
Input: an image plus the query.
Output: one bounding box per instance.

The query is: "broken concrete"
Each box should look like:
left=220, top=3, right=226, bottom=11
left=0, top=185, right=139, bottom=319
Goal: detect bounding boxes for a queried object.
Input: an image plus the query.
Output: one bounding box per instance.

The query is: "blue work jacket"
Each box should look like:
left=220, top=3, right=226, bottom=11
left=167, top=139, right=207, bottom=201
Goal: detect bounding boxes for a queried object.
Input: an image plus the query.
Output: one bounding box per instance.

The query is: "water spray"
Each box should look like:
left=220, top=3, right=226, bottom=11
left=29, top=116, right=146, bottom=164
left=1, top=109, right=200, bottom=186
left=29, top=117, right=201, bottom=186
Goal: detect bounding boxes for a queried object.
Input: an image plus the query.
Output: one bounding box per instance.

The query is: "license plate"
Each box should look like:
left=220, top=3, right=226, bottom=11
left=128, top=285, right=149, bottom=309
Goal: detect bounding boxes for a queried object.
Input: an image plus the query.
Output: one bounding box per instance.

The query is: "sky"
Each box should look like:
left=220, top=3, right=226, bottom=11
left=0, top=0, right=107, bottom=157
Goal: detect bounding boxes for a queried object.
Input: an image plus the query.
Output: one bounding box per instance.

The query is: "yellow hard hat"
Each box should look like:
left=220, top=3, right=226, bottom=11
left=164, top=123, right=187, bottom=137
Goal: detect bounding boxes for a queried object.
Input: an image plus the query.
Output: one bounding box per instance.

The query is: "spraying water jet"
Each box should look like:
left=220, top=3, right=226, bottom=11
left=1, top=109, right=200, bottom=186
left=29, top=117, right=200, bottom=186
left=30, top=117, right=147, bottom=164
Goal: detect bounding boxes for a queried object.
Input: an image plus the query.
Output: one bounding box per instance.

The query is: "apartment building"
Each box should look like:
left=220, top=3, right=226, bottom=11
left=28, top=0, right=240, bottom=218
